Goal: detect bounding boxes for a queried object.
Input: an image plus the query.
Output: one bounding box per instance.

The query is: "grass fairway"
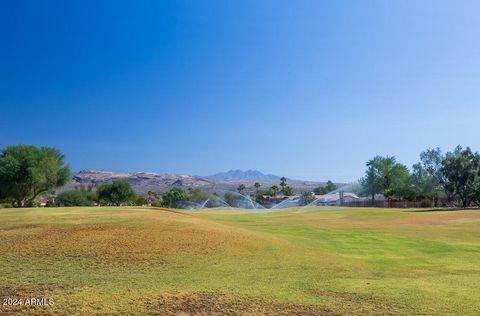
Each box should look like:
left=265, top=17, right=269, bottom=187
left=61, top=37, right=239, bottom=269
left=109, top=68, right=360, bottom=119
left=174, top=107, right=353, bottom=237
left=0, top=207, right=479, bottom=315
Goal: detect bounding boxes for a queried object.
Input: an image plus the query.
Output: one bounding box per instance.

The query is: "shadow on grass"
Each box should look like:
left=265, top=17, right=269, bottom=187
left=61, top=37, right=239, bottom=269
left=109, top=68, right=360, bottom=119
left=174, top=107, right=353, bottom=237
left=406, top=207, right=477, bottom=213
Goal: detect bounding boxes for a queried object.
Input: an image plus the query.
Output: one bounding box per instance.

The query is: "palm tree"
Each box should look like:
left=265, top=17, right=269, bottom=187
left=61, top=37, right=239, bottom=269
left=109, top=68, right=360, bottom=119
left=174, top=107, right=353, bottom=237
left=362, top=155, right=406, bottom=201
left=280, top=176, right=287, bottom=189
left=254, top=182, right=261, bottom=193
left=271, top=185, right=279, bottom=199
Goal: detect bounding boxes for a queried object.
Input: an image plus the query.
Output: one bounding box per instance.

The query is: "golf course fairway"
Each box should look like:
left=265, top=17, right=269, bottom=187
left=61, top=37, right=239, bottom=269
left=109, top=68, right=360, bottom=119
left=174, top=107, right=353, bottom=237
left=0, top=206, right=479, bottom=315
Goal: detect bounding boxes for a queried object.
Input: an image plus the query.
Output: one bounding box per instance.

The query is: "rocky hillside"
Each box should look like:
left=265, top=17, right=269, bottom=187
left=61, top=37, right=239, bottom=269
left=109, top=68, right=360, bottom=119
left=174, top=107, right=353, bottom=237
left=67, top=170, right=329, bottom=196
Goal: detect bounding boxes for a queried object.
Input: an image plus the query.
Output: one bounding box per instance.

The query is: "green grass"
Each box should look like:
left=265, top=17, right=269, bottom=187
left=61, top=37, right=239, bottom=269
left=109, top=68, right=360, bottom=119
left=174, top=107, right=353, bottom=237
left=0, top=206, right=479, bottom=315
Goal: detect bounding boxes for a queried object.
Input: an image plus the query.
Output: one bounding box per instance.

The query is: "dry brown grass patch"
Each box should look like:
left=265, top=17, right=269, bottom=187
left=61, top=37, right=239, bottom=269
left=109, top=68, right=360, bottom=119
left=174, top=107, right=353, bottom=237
left=0, top=210, right=265, bottom=267
left=144, top=291, right=337, bottom=315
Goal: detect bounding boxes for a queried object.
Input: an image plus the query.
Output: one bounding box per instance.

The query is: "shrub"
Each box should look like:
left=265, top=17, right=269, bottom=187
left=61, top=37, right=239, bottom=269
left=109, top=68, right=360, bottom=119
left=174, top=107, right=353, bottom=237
left=57, top=190, right=97, bottom=206
left=0, top=198, right=13, bottom=208
left=151, top=200, right=163, bottom=207
left=135, top=197, right=148, bottom=206
left=45, top=200, right=56, bottom=207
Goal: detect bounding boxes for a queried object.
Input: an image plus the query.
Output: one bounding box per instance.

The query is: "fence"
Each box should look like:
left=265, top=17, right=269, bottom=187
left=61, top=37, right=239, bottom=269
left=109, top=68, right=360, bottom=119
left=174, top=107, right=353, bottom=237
left=342, top=200, right=427, bottom=208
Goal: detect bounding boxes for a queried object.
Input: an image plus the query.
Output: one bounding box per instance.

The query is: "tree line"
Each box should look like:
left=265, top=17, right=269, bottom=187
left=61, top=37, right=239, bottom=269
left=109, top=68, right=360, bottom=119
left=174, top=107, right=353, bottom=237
left=4, top=143, right=480, bottom=209
left=0, top=144, right=337, bottom=208
left=361, top=146, right=480, bottom=207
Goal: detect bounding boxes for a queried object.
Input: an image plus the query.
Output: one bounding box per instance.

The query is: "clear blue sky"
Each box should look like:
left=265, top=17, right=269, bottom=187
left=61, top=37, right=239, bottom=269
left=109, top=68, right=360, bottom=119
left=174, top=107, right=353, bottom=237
left=1, top=1, right=480, bottom=182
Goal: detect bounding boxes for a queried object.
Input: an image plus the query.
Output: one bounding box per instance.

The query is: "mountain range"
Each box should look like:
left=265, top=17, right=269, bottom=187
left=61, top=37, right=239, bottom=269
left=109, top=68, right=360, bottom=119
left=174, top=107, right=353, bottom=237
left=207, top=169, right=282, bottom=181
left=67, top=170, right=331, bottom=195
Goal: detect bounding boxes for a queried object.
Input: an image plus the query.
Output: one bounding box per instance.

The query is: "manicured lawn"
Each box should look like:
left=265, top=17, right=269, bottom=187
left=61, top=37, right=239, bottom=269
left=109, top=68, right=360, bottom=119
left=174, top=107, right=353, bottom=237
left=0, top=206, right=479, bottom=315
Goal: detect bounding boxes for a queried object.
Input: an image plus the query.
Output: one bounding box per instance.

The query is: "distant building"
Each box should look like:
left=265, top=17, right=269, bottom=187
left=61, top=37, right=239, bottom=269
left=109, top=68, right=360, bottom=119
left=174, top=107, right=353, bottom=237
left=357, top=194, right=386, bottom=202
left=313, top=192, right=360, bottom=206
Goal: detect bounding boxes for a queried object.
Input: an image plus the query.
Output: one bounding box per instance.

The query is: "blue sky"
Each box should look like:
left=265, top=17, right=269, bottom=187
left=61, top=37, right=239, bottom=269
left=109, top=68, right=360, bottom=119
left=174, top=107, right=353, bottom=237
left=1, top=1, right=480, bottom=182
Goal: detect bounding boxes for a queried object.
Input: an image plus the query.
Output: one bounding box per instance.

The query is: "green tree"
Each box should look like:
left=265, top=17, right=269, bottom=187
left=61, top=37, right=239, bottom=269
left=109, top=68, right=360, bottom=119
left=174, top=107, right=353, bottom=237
left=162, top=187, right=189, bottom=208
left=253, top=182, right=261, bottom=201
left=279, top=177, right=294, bottom=196
left=411, top=148, right=444, bottom=202
left=360, top=156, right=412, bottom=201
left=0, top=145, right=70, bottom=207
left=254, top=189, right=272, bottom=204
left=282, top=185, right=294, bottom=196
left=299, top=191, right=315, bottom=206
left=187, top=188, right=209, bottom=203
left=237, top=184, right=246, bottom=194
left=313, top=186, right=323, bottom=195
left=97, top=180, right=136, bottom=206
left=324, top=180, right=337, bottom=193
left=385, top=164, right=412, bottom=200
left=360, top=159, right=382, bottom=201
left=313, top=180, right=337, bottom=195
left=466, top=175, right=480, bottom=207
left=440, top=146, right=480, bottom=207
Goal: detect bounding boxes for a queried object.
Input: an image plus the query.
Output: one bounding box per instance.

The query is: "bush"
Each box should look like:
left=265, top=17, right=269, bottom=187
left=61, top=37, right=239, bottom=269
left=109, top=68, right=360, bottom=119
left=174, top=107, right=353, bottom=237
left=57, top=190, right=97, bottom=206
left=135, top=197, right=148, bottom=206
left=45, top=200, right=56, bottom=207
left=151, top=200, right=163, bottom=207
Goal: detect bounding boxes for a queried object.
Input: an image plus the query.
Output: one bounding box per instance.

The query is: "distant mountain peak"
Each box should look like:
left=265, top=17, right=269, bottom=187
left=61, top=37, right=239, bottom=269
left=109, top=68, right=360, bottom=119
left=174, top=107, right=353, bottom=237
left=208, top=169, right=282, bottom=181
